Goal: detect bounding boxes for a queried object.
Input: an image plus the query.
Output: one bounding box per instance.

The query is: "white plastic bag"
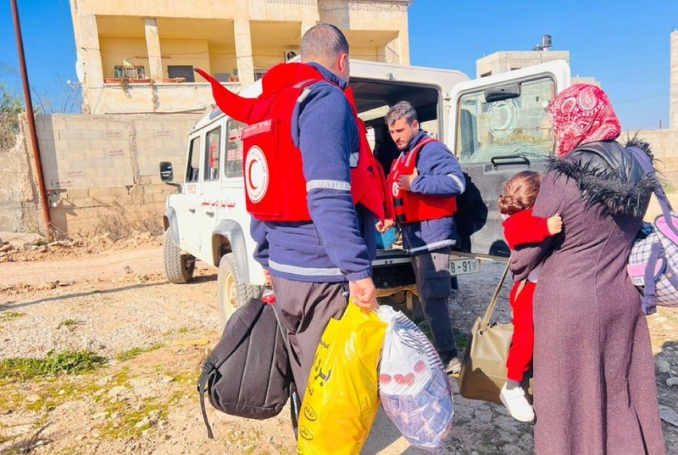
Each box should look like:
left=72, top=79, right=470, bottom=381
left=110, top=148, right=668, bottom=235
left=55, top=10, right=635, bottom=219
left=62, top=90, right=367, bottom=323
left=377, top=306, right=454, bottom=453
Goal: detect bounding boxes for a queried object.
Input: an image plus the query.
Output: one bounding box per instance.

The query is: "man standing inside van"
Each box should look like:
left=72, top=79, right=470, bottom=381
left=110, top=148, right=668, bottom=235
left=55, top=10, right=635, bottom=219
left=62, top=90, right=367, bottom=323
left=245, top=24, right=384, bottom=398
left=383, top=101, right=466, bottom=374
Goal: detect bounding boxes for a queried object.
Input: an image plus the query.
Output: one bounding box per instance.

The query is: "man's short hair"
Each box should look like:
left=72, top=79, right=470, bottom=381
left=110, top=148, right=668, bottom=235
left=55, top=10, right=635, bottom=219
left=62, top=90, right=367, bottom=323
left=301, top=23, right=349, bottom=60
left=385, top=101, right=418, bottom=126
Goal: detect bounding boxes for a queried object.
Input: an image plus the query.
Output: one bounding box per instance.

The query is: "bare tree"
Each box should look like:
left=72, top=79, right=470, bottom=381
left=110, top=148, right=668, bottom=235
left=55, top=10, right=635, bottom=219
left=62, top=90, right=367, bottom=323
left=0, top=63, right=81, bottom=115
left=0, top=83, right=24, bottom=151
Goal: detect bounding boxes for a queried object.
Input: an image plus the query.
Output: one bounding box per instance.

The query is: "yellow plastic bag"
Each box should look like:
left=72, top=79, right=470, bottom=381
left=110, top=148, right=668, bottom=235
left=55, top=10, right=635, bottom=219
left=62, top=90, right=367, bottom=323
left=298, top=302, right=387, bottom=455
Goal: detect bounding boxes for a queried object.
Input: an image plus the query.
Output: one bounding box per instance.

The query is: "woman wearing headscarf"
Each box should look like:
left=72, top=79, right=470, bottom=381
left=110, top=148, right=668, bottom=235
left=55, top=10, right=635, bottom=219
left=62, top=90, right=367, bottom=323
left=510, top=84, right=666, bottom=454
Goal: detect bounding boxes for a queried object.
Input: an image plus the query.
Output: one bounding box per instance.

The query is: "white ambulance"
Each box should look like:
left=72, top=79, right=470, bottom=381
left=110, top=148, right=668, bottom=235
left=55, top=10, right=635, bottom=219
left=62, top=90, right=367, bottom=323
left=159, top=59, right=570, bottom=324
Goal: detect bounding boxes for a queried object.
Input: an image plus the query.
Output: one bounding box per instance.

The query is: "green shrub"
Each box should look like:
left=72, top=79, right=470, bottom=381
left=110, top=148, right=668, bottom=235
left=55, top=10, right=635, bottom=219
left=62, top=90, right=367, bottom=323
left=57, top=319, right=80, bottom=329
left=0, top=351, right=107, bottom=380
left=0, top=311, right=25, bottom=321
left=115, top=344, right=164, bottom=362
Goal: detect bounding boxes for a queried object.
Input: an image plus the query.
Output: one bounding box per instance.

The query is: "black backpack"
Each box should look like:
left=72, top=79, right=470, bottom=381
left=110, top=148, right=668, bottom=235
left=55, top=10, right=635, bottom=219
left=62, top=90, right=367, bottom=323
left=197, top=298, right=299, bottom=438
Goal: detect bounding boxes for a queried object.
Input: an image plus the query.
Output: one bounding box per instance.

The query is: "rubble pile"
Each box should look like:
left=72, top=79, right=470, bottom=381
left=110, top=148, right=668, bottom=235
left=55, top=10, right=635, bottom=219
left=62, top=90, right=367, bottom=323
left=0, top=231, right=162, bottom=263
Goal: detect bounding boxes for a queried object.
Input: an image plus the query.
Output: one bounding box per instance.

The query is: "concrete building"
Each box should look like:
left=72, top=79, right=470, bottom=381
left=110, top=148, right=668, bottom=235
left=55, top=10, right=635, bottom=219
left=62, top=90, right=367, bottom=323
left=69, top=0, right=411, bottom=115
left=476, top=50, right=571, bottom=78
left=476, top=47, right=598, bottom=87
left=640, top=29, right=678, bottom=183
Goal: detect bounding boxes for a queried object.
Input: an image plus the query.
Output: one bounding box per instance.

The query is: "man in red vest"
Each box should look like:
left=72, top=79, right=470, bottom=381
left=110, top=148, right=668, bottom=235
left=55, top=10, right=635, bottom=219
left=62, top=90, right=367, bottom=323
left=255, top=25, right=383, bottom=398
left=382, top=101, right=466, bottom=374
left=199, top=24, right=387, bottom=400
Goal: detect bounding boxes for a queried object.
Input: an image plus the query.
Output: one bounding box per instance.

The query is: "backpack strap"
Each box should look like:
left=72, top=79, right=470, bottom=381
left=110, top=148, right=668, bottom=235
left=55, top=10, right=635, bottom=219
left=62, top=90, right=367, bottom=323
left=642, top=241, right=663, bottom=315
left=197, top=354, right=219, bottom=439
left=626, top=146, right=678, bottom=236
left=269, top=300, right=289, bottom=341
left=268, top=300, right=300, bottom=430
left=644, top=239, right=678, bottom=315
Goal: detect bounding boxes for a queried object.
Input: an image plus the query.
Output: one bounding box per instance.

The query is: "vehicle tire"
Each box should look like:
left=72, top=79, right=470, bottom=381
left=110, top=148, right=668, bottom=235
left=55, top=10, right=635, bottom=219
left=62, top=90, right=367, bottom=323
left=163, top=228, right=195, bottom=284
left=377, top=290, right=425, bottom=323
left=217, top=252, right=261, bottom=326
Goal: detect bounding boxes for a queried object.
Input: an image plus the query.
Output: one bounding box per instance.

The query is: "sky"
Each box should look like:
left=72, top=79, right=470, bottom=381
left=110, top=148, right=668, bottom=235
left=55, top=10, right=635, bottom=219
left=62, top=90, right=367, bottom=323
left=0, top=0, right=77, bottom=113
left=1, top=0, right=677, bottom=129
left=408, top=0, right=678, bottom=130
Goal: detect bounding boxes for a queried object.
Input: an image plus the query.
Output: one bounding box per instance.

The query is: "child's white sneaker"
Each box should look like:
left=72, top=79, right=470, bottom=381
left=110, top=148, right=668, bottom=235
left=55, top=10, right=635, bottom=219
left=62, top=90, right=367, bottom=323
left=500, top=381, right=534, bottom=423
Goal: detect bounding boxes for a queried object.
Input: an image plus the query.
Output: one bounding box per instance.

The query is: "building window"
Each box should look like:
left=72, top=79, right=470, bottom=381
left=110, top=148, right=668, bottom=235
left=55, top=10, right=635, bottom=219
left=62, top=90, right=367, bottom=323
left=114, top=65, right=145, bottom=79
left=168, top=66, right=195, bottom=82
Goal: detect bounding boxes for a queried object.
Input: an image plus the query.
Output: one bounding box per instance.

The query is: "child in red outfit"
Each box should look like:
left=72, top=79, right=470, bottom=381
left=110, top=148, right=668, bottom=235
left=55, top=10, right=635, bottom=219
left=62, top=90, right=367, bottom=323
left=497, top=171, right=562, bottom=423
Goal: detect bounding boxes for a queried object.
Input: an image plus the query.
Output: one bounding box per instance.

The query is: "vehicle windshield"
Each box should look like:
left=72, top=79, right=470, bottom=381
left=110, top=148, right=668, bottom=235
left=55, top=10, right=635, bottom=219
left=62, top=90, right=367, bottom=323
left=456, top=77, right=555, bottom=164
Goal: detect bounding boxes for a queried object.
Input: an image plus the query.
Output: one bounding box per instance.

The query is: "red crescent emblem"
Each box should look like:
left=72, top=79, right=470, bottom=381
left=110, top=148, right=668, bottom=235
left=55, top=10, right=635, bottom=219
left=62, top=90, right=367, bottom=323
left=248, top=158, right=258, bottom=191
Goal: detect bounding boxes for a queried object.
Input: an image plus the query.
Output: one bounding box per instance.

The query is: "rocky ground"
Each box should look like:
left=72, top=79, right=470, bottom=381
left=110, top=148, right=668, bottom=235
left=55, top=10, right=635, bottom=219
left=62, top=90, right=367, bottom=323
left=0, top=231, right=163, bottom=265
left=0, top=235, right=676, bottom=455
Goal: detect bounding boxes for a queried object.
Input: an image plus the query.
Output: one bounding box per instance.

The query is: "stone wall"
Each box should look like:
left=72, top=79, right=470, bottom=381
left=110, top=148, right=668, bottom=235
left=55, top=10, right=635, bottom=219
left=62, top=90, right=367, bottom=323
left=0, top=116, right=42, bottom=233
left=4, top=110, right=678, bottom=237
left=629, top=128, right=678, bottom=186
left=16, top=113, right=202, bottom=237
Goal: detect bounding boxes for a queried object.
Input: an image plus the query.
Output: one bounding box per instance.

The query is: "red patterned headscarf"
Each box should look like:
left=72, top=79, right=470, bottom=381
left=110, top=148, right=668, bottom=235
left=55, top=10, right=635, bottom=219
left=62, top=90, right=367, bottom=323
left=548, top=83, right=621, bottom=157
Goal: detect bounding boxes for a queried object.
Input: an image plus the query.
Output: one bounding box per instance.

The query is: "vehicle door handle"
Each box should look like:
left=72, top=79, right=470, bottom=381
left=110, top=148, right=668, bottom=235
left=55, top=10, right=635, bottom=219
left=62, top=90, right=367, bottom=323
left=206, top=211, right=215, bottom=217
left=189, top=208, right=196, bottom=213
left=490, top=154, right=530, bottom=170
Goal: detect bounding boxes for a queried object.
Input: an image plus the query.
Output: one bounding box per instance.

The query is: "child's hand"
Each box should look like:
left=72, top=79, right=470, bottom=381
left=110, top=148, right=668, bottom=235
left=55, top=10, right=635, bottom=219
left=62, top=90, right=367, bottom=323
left=547, top=214, right=563, bottom=235
left=376, top=219, right=395, bottom=233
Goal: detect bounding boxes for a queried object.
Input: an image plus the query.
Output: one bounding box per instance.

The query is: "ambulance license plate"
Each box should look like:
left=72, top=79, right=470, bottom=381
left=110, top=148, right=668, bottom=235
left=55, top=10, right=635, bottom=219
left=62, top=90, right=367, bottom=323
left=449, top=258, right=480, bottom=276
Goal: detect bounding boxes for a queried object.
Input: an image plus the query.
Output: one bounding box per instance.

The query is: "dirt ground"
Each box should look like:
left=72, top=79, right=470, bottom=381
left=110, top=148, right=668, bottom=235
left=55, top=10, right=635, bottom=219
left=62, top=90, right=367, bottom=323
left=0, top=238, right=676, bottom=455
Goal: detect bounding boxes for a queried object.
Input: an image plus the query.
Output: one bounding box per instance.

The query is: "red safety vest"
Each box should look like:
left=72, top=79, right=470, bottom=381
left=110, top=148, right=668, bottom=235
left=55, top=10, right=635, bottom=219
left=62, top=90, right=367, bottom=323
left=387, top=137, right=457, bottom=224
left=197, top=64, right=390, bottom=222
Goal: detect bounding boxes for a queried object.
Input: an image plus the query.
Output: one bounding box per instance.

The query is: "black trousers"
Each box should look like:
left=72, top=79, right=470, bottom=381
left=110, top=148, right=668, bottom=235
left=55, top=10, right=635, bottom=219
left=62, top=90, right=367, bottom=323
left=270, top=275, right=347, bottom=399
left=411, top=247, right=457, bottom=355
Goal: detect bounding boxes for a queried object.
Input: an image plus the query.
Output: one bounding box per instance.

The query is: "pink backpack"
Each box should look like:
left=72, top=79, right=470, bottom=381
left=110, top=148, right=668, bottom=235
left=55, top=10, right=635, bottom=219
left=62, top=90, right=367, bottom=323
left=627, top=146, right=678, bottom=314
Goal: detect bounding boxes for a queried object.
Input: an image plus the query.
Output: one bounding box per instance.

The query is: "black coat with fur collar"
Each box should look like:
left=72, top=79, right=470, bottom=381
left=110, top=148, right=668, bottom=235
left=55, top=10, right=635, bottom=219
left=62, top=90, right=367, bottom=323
left=547, top=138, right=658, bottom=218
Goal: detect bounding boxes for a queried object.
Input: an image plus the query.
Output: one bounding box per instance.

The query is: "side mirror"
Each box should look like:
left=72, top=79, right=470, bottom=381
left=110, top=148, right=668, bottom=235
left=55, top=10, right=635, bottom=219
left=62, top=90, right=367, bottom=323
left=484, top=83, right=521, bottom=103
left=159, top=161, right=174, bottom=182
left=159, top=161, right=182, bottom=192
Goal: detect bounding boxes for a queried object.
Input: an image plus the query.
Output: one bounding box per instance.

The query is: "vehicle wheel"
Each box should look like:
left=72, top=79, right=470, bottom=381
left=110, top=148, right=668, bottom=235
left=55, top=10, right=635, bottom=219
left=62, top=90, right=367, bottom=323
left=217, top=252, right=261, bottom=326
left=377, top=290, right=425, bottom=323
left=163, top=228, right=195, bottom=284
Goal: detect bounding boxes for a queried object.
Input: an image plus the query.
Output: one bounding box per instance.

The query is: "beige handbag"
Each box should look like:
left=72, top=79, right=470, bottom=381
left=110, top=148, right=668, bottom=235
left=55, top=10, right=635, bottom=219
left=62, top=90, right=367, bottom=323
left=458, top=262, right=531, bottom=404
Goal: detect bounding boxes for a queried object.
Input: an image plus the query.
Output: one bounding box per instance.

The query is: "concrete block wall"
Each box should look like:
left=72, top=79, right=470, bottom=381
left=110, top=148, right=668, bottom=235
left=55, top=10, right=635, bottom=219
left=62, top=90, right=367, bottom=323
left=25, top=113, right=202, bottom=236
left=51, top=183, right=177, bottom=236
left=630, top=129, right=678, bottom=186
left=35, top=114, right=198, bottom=190
left=7, top=111, right=678, bottom=237
left=0, top=117, right=42, bottom=233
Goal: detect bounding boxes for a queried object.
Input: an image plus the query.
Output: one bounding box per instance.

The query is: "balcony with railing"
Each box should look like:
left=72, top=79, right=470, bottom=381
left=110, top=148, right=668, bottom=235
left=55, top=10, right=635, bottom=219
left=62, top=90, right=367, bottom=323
left=81, top=13, right=408, bottom=113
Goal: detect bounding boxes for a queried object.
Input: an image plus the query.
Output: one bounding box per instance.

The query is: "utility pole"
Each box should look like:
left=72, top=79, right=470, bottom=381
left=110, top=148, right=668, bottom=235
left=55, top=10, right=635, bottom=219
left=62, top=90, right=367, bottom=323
left=10, top=0, right=52, bottom=235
